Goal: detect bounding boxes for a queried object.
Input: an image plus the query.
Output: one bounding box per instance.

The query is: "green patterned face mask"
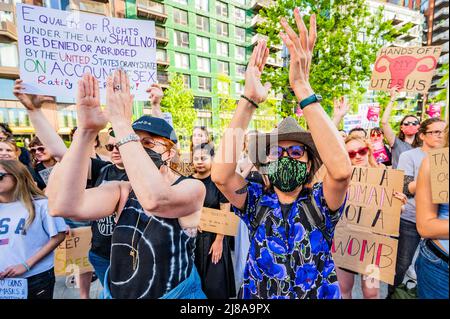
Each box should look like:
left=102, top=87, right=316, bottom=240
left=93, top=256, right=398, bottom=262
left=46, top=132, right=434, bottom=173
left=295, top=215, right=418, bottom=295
left=267, top=157, right=309, bottom=192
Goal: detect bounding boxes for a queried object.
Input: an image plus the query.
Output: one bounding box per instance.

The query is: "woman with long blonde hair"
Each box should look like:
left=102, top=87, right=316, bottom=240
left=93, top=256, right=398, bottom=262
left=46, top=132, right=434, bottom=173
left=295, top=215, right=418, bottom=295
left=0, top=160, right=66, bottom=299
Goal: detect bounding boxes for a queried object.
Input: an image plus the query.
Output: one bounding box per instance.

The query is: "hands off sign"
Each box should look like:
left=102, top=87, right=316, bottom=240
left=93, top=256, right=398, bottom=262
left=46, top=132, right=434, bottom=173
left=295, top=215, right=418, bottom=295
left=54, top=227, right=94, bottom=276
left=200, top=208, right=240, bottom=236
left=370, top=46, right=442, bottom=93
left=16, top=3, right=156, bottom=102
left=429, top=148, right=449, bottom=204
left=0, top=278, right=27, bottom=299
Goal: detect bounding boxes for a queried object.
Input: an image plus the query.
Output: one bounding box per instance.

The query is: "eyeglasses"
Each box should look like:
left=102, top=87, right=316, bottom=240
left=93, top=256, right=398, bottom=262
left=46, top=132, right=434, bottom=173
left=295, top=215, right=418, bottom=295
left=0, top=172, right=12, bottom=181
left=105, top=143, right=119, bottom=152
left=402, top=121, right=420, bottom=126
left=424, top=130, right=444, bottom=137
left=140, top=137, right=167, bottom=149
left=348, top=147, right=369, bottom=159
left=371, top=131, right=382, bottom=138
left=268, top=145, right=307, bottom=160
left=30, top=146, right=46, bottom=154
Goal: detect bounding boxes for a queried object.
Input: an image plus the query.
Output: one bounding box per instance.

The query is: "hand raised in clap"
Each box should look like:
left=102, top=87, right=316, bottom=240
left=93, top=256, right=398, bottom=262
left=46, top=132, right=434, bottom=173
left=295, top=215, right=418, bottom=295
left=106, top=69, right=134, bottom=126
left=146, top=83, right=164, bottom=106
left=13, top=79, right=56, bottom=111
left=280, top=9, right=317, bottom=101
left=333, top=96, right=350, bottom=118
left=244, top=40, right=271, bottom=104
left=76, top=73, right=108, bottom=132
left=389, top=85, right=401, bottom=101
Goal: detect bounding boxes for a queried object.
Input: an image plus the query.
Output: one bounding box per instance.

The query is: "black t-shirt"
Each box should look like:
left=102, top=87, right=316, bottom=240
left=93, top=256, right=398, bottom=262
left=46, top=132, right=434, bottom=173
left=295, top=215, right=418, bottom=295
left=193, top=175, right=228, bottom=209
left=90, top=164, right=128, bottom=259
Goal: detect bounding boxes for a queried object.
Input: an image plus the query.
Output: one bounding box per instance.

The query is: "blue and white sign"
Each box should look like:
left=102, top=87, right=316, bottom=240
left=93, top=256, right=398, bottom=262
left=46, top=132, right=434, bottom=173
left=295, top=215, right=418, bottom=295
left=0, top=278, right=28, bottom=299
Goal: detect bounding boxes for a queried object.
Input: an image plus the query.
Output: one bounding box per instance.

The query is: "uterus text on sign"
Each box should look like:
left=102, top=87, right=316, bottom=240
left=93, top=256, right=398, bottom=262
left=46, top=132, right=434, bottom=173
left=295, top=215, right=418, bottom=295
left=340, top=167, right=404, bottom=237
left=370, top=46, right=442, bottom=94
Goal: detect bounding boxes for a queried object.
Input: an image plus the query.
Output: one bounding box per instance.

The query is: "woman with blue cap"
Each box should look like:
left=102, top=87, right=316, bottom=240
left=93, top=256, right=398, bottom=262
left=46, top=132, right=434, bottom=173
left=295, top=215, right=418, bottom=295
left=47, top=70, right=207, bottom=299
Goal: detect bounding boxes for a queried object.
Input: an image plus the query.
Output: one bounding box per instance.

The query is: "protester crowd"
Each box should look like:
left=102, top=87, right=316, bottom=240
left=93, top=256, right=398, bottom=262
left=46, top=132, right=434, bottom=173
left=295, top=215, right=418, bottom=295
left=0, top=12, right=448, bottom=300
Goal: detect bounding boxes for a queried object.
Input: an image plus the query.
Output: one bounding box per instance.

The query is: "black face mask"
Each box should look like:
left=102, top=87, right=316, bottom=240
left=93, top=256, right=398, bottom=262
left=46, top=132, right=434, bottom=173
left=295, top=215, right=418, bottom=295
left=144, top=148, right=166, bottom=169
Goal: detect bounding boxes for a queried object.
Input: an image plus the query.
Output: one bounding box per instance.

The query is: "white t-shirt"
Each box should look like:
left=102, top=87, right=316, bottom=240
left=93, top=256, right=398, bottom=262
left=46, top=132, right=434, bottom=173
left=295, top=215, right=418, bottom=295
left=0, top=198, right=67, bottom=278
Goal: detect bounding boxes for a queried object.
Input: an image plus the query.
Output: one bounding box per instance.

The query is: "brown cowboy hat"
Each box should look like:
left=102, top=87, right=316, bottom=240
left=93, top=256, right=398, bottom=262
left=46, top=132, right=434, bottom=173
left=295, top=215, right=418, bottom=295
left=247, top=117, right=322, bottom=176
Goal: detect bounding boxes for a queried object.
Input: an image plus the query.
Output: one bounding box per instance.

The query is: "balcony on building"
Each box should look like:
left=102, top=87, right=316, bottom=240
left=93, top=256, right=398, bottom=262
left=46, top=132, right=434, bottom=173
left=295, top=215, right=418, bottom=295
left=251, top=33, right=282, bottom=51
left=137, top=0, right=167, bottom=22
left=432, top=31, right=449, bottom=45
left=157, top=72, right=169, bottom=88
left=266, top=55, right=283, bottom=68
left=70, top=0, right=110, bottom=16
left=155, top=25, right=168, bottom=45
left=438, top=53, right=449, bottom=65
left=434, top=6, right=449, bottom=21
left=156, top=49, right=169, bottom=68
left=442, top=41, right=449, bottom=54
left=433, top=19, right=449, bottom=33
left=250, top=14, right=266, bottom=28
left=0, top=20, right=17, bottom=42
left=434, top=0, right=448, bottom=10
left=250, top=0, right=274, bottom=12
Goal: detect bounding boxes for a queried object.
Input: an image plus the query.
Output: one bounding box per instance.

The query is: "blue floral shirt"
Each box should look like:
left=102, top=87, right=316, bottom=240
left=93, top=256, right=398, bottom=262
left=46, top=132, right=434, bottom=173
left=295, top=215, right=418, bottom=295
left=233, top=182, right=345, bottom=299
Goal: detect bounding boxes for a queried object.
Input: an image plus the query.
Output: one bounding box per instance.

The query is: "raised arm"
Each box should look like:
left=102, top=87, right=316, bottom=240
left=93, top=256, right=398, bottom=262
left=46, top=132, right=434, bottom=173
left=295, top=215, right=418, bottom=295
left=13, top=79, right=67, bottom=162
left=280, top=10, right=352, bottom=211
left=47, top=74, right=124, bottom=221
left=415, top=156, right=449, bottom=239
left=147, top=83, right=164, bottom=118
left=332, top=97, right=350, bottom=129
left=380, top=85, right=400, bottom=147
left=211, top=41, right=271, bottom=210
left=105, top=70, right=205, bottom=219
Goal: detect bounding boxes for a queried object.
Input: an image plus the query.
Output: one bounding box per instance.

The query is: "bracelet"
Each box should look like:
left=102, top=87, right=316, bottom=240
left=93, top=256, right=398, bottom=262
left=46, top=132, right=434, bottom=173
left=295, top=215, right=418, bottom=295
left=241, top=95, right=259, bottom=109
left=116, top=133, right=141, bottom=148
left=22, top=262, right=31, bottom=272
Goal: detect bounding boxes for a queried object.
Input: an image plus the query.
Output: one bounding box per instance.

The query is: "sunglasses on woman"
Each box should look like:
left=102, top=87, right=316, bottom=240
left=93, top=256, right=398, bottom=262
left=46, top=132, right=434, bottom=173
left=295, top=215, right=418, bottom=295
left=0, top=172, right=12, bottom=181
left=268, top=145, right=306, bottom=160
left=30, top=146, right=46, bottom=154
left=105, top=143, right=119, bottom=152
left=402, top=121, right=419, bottom=126
left=140, top=137, right=167, bottom=149
left=371, top=131, right=382, bottom=138
left=348, top=147, right=369, bottom=159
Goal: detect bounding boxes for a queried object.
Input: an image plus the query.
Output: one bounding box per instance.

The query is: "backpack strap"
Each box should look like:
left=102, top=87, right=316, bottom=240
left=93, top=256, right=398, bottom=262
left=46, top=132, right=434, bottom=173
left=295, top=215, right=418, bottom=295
left=299, top=193, right=332, bottom=247
left=249, top=195, right=271, bottom=241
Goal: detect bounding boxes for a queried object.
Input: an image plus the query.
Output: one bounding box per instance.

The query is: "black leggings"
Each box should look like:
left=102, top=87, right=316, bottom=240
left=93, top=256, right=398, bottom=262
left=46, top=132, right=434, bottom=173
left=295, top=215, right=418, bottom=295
left=27, top=268, right=56, bottom=299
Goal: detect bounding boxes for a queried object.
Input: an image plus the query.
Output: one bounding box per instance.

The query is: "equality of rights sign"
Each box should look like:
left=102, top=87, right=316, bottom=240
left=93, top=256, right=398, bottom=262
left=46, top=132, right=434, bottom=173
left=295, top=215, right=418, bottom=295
left=16, top=3, right=156, bottom=103
left=370, top=46, right=442, bottom=94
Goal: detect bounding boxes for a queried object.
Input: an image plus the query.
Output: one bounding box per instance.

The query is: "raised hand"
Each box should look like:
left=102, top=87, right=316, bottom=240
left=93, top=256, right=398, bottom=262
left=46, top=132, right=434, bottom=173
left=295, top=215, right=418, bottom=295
left=333, top=96, right=350, bottom=117
left=244, top=40, right=271, bottom=104
left=106, top=69, right=134, bottom=126
left=76, top=73, right=108, bottom=132
left=146, top=83, right=164, bottom=106
left=280, top=9, right=317, bottom=100
left=13, top=79, right=55, bottom=111
left=389, top=85, right=400, bottom=100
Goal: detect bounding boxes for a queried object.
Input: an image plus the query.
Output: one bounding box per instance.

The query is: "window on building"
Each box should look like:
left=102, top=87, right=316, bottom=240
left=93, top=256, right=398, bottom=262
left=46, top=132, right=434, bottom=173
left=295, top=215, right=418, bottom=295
left=235, top=46, right=245, bottom=61
left=217, top=41, right=229, bottom=56
left=196, top=36, right=210, bottom=53
left=0, top=43, right=18, bottom=67
left=235, top=27, right=245, bottom=42
left=197, top=57, right=211, bottom=72
left=198, top=77, right=212, bottom=91
left=217, top=61, right=229, bottom=75
left=196, top=15, right=209, bottom=32
left=173, top=8, right=188, bottom=25
left=234, top=8, right=246, bottom=24
left=194, top=96, right=212, bottom=109
left=216, top=21, right=228, bottom=37
left=183, top=74, right=191, bottom=88
left=175, top=52, right=190, bottom=69
left=174, top=30, right=189, bottom=48
left=156, top=48, right=167, bottom=62
left=218, top=81, right=230, bottom=94
left=216, top=1, right=228, bottom=18
left=173, top=0, right=188, bottom=5
left=195, top=0, right=208, bottom=12
left=236, top=64, right=246, bottom=77
left=235, top=82, right=244, bottom=94
left=233, top=0, right=246, bottom=6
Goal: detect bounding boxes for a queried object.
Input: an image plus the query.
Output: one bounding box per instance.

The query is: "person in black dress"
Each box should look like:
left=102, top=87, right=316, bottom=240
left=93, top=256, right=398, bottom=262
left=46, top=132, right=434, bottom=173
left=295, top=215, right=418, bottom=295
left=192, top=143, right=236, bottom=299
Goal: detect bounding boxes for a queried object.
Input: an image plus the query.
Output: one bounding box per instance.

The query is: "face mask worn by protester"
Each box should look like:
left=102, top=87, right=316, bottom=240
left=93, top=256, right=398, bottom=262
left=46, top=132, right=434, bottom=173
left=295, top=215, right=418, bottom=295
left=267, top=156, right=309, bottom=192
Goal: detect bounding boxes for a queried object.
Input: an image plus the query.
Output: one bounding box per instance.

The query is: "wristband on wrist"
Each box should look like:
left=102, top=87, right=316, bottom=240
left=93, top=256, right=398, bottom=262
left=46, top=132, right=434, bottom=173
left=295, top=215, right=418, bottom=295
left=241, top=95, right=259, bottom=109
left=299, top=94, right=322, bottom=110
left=22, top=262, right=31, bottom=272
left=116, top=133, right=141, bottom=148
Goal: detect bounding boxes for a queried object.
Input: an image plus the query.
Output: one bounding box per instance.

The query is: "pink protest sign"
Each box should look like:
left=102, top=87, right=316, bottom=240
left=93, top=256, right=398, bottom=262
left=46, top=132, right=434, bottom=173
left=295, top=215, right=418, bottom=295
left=426, top=104, right=441, bottom=118
left=370, top=46, right=442, bottom=94
left=372, top=141, right=390, bottom=164
left=366, top=103, right=381, bottom=122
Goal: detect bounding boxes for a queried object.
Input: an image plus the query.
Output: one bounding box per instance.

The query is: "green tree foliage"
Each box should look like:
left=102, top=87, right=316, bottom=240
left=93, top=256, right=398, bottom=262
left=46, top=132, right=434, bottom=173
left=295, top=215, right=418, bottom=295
left=257, top=0, right=410, bottom=117
left=160, top=73, right=197, bottom=149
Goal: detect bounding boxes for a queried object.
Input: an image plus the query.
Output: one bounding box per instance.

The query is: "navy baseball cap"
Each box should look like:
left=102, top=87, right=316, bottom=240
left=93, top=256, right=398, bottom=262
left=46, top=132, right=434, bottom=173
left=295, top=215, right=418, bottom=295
left=131, top=115, right=178, bottom=144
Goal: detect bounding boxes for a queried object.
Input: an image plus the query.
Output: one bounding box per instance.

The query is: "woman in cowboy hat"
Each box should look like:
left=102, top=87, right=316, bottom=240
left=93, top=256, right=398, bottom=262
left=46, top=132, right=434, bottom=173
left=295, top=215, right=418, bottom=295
left=212, top=10, right=352, bottom=299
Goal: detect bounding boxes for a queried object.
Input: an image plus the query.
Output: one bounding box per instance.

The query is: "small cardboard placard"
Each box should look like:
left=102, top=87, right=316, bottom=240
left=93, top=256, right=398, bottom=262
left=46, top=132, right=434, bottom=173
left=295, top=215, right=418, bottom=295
left=429, top=148, right=449, bottom=204
left=199, top=207, right=240, bottom=236
left=54, top=227, right=94, bottom=276
left=369, top=46, right=442, bottom=93
left=0, top=278, right=28, bottom=299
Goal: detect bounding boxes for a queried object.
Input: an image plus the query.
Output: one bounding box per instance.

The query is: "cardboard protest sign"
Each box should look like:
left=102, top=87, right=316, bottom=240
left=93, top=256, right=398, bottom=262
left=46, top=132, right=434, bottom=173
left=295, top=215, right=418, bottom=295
left=200, top=208, right=240, bottom=236
left=54, top=227, right=94, bottom=276
left=429, top=148, right=449, bottom=204
left=370, top=46, right=442, bottom=93
left=341, top=167, right=404, bottom=237
left=0, top=278, right=27, bottom=299
left=332, top=225, right=398, bottom=285
left=16, top=3, right=156, bottom=103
